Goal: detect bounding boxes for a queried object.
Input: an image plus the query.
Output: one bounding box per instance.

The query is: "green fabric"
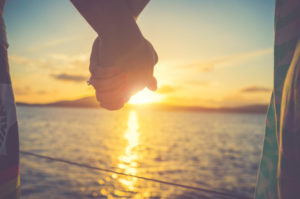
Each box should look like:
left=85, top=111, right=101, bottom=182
left=255, top=94, right=278, bottom=199
left=255, top=1, right=300, bottom=198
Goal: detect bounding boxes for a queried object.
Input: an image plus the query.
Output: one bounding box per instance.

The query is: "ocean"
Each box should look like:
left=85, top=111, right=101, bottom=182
left=17, top=106, right=266, bottom=199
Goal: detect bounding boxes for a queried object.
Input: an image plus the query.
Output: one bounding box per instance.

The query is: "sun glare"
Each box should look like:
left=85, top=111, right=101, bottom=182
left=129, top=88, right=163, bottom=105
left=117, top=111, right=140, bottom=190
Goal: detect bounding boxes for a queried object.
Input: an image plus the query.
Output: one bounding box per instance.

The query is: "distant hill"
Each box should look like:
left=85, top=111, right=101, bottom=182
left=17, top=96, right=99, bottom=108
left=16, top=96, right=268, bottom=114
left=132, top=103, right=268, bottom=114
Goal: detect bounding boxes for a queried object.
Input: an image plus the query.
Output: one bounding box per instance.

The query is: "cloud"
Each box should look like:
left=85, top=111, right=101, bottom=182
left=216, top=87, right=272, bottom=107
left=51, top=73, right=88, bottom=83
left=9, top=55, right=50, bottom=68
left=47, top=53, right=90, bottom=72
left=157, top=85, right=176, bottom=94
left=9, top=53, right=90, bottom=73
left=36, top=90, right=48, bottom=95
left=240, top=86, right=271, bottom=93
left=47, top=53, right=88, bottom=63
left=183, top=80, right=212, bottom=87
left=13, top=86, right=32, bottom=95
left=27, top=37, right=75, bottom=53
left=186, top=48, right=273, bottom=72
left=165, top=95, right=219, bottom=107
left=13, top=86, right=57, bottom=96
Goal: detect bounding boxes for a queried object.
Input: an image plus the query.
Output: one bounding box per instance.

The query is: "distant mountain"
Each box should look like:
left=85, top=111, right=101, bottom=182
left=17, top=96, right=99, bottom=108
left=132, top=103, right=268, bottom=114
left=45, top=96, right=99, bottom=108
left=16, top=96, right=268, bottom=114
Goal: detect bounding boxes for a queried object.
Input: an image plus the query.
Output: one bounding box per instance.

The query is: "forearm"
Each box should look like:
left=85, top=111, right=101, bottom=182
left=125, top=0, right=150, bottom=19
left=71, top=0, right=145, bottom=66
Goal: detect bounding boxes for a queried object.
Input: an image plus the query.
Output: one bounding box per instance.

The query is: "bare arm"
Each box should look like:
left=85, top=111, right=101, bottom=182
left=125, top=0, right=150, bottom=19
left=70, top=0, right=147, bottom=67
left=71, top=0, right=157, bottom=110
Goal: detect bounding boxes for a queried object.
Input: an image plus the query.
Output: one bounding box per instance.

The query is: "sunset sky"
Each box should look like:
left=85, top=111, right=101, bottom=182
left=4, top=0, right=275, bottom=107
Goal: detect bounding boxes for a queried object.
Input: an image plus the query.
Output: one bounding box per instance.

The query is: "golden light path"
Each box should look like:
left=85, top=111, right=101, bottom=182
left=109, top=110, right=144, bottom=196
left=105, top=111, right=152, bottom=197
left=129, top=88, right=163, bottom=105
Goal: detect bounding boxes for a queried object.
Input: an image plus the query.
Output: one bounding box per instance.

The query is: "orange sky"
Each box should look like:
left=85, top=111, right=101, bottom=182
left=5, top=0, right=275, bottom=107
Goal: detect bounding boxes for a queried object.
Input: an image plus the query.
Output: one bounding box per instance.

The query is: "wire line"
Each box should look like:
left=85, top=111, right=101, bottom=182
left=20, top=150, right=251, bottom=199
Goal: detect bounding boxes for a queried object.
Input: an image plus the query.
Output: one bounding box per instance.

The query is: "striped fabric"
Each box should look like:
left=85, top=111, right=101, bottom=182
left=0, top=0, right=21, bottom=198
left=0, top=0, right=7, bottom=48
left=255, top=0, right=300, bottom=198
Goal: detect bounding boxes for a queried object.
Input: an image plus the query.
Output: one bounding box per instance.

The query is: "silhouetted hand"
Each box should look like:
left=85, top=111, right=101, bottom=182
left=89, top=67, right=128, bottom=110
left=120, top=37, right=158, bottom=95
left=89, top=38, right=127, bottom=110
left=89, top=37, right=158, bottom=110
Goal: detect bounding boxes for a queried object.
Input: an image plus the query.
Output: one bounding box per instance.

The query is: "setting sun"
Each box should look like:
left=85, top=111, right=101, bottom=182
left=129, top=88, right=163, bottom=105
left=2, top=1, right=279, bottom=198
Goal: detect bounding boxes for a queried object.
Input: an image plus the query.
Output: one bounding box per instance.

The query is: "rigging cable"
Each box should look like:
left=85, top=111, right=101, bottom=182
left=20, top=150, right=251, bottom=199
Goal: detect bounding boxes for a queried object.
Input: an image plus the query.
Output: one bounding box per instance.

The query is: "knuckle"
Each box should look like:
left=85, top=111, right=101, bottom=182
left=101, top=102, right=124, bottom=111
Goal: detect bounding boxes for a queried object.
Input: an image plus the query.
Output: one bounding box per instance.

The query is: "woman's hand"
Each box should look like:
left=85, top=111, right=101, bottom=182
left=89, top=38, right=129, bottom=110
left=89, top=37, right=158, bottom=110
left=89, top=67, right=128, bottom=110
left=121, top=38, right=158, bottom=96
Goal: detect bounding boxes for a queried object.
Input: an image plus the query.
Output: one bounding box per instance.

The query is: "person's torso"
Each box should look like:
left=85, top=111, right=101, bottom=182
left=255, top=0, right=300, bottom=198
left=274, top=0, right=300, bottom=130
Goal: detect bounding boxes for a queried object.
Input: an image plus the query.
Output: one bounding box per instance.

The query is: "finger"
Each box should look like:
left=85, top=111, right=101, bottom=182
left=92, top=66, right=121, bottom=79
left=123, top=95, right=131, bottom=104
left=145, top=39, right=159, bottom=65
left=92, top=73, right=127, bottom=92
left=97, top=91, right=126, bottom=111
left=89, top=37, right=100, bottom=74
left=100, top=101, right=125, bottom=111
left=146, top=76, right=157, bottom=91
left=95, top=84, right=128, bottom=104
left=125, top=82, right=144, bottom=96
left=89, top=37, right=122, bottom=78
left=95, top=81, right=127, bottom=111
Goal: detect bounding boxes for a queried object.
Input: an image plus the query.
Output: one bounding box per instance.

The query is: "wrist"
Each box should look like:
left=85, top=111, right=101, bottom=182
left=99, top=33, right=146, bottom=66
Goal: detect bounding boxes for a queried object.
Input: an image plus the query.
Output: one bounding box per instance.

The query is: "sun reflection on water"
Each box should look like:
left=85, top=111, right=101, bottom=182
left=117, top=111, right=140, bottom=191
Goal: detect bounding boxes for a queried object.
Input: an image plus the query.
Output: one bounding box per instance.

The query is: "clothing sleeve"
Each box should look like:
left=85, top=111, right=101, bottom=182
left=278, top=40, right=300, bottom=199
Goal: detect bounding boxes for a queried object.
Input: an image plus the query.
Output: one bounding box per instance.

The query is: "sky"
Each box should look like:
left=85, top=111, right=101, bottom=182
left=4, top=0, right=275, bottom=107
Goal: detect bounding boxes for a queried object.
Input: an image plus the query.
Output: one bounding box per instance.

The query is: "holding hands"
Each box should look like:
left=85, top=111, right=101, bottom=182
left=71, top=0, right=157, bottom=110
left=88, top=36, right=158, bottom=110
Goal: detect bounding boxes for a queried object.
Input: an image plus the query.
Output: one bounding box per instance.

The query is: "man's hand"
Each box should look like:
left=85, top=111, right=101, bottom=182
left=89, top=37, right=157, bottom=110
left=120, top=38, right=158, bottom=95
left=71, top=0, right=157, bottom=110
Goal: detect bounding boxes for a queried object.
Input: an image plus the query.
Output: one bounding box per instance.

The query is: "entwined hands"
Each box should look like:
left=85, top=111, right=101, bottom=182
left=88, top=36, right=158, bottom=110
left=70, top=0, right=157, bottom=110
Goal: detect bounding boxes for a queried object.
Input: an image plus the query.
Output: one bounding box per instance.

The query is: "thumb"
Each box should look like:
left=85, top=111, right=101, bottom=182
left=147, top=76, right=157, bottom=91
left=89, top=37, right=100, bottom=75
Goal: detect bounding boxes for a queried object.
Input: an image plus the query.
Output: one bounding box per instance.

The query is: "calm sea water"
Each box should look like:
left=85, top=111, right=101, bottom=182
left=17, top=106, right=266, bottom=199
